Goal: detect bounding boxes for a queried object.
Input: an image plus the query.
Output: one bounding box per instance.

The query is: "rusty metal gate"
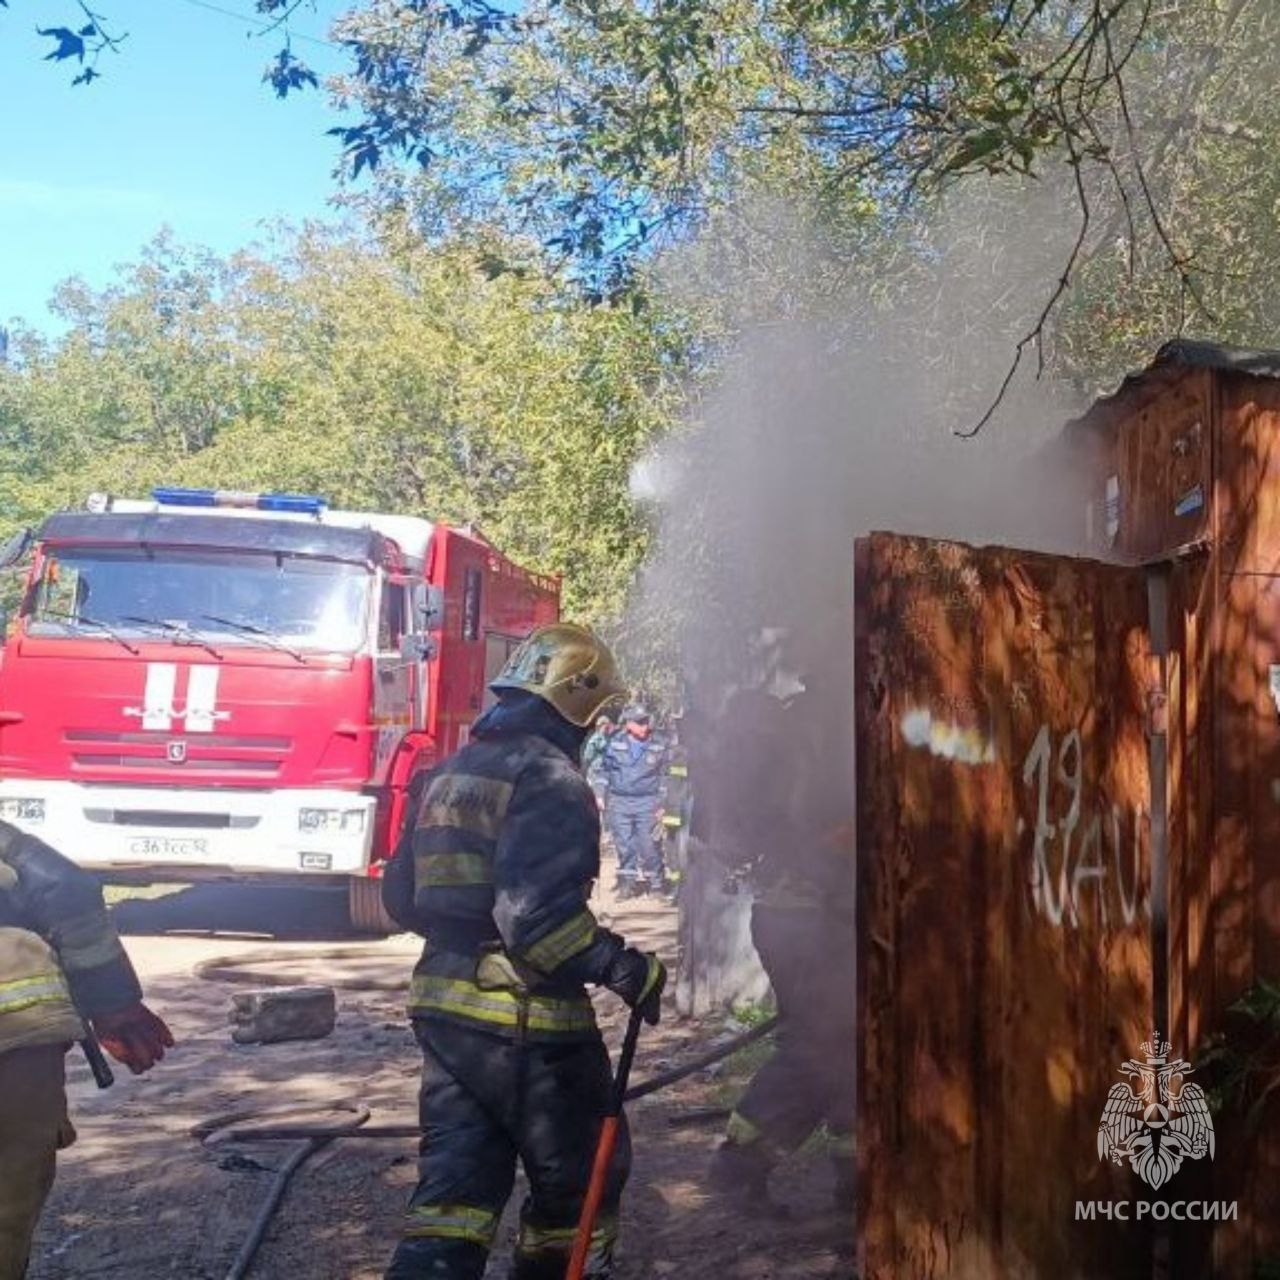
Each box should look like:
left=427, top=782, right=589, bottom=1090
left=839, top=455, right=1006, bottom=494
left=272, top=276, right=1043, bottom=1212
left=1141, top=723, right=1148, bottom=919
left=856, top=532, right=1156, bottom=1280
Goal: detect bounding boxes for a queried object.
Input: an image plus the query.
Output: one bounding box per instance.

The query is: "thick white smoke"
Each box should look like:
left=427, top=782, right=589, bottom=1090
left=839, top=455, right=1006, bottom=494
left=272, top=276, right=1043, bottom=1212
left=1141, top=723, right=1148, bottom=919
left=631, top=182, right=1105, bottom=699
left=629, top=181, right=1113, bottom=1012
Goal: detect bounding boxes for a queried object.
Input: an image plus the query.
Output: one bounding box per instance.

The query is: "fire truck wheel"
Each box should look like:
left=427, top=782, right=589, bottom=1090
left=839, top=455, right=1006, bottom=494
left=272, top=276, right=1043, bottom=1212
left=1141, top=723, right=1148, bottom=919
left=347, top=877, right=397, bottom=935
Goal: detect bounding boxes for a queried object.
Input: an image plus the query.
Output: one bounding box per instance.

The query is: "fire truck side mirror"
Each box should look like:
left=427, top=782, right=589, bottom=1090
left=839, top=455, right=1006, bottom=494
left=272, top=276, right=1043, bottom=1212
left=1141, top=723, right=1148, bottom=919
left=0, top=528, right=32, bottom=569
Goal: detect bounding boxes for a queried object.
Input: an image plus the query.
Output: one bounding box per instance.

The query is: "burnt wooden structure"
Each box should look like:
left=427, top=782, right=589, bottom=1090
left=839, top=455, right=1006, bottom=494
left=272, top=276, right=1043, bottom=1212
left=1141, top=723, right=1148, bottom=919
left=856, top=341, right=1280, bottom=1279
left=856, top=534, right=1155, bottom=1280
left=1074, top=341, right=1280, bottom=1278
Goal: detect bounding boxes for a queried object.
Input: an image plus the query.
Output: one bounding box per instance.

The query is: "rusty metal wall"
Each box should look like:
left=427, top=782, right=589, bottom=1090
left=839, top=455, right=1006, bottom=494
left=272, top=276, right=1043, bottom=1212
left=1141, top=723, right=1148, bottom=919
left=1168, top=373, right=1280, bottom=1278
left=1116, top=369, right=1213, bottom=560
left=856, top=532, right=1154, bottom=1280
left=1077, top=365, right=1280, bottom=1277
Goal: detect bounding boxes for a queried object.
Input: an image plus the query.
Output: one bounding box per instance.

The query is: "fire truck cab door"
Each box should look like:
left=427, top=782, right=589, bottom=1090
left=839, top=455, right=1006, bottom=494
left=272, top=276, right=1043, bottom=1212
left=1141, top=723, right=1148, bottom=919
left=402, top=582, right=440, bottom=733
left=372, top=578, right=417, bottom=779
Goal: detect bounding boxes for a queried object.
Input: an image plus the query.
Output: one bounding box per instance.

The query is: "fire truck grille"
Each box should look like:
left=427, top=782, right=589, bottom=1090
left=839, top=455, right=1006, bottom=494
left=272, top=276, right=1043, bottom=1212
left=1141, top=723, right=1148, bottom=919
left=65, top=731, right=290, bottom=748
left=65, top=730, right=289, bottom=777
left=71, top=755, right=280, bottom=772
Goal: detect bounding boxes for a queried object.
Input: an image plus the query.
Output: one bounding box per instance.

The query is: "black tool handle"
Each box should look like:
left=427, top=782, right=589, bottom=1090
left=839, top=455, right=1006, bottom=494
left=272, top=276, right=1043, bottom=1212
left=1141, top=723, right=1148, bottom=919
left=608, top=1007, right=644, bottom=1116
left=80, top=1034, right=115, bottom=1089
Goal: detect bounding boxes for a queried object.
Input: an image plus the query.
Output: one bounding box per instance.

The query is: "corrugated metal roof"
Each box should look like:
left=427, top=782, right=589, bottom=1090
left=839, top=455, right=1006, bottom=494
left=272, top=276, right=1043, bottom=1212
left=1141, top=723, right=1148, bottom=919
left=1148, top=337, right=1280, bottom=378
left=1072, top=338, right=1280, bottom=430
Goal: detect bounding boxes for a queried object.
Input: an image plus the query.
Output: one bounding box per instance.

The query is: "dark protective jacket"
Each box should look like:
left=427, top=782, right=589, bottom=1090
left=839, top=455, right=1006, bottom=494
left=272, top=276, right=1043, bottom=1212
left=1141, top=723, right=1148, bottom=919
left=384, top=695, right=631, bottom=1042
left=659, top=744, right=691, bottom=834
left=688, top=688, right=792, bottom=864
left=600, top=731, right=668, bottom=802
left=688, top=685, right=854, bottom=915
left=0, top=821, right=143, bottom=1053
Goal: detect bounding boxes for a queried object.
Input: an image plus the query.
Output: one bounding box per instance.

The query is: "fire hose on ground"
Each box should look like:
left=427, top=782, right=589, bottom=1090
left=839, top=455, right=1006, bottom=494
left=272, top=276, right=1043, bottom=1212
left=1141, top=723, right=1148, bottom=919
left=191, top=1103, right=372, bottom=1280
left=191, top=947, right=779, bottom=1278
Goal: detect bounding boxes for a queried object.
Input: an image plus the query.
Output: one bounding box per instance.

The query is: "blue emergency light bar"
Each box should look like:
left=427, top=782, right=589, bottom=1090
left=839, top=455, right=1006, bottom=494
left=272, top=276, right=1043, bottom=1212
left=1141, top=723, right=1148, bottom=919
left=151, top=487, right=327, bottom=515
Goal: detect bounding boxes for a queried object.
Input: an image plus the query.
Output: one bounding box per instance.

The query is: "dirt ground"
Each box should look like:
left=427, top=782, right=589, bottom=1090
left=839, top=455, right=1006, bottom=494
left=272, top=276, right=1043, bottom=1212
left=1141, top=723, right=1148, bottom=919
left=29, top=869, right=854, bottom=1279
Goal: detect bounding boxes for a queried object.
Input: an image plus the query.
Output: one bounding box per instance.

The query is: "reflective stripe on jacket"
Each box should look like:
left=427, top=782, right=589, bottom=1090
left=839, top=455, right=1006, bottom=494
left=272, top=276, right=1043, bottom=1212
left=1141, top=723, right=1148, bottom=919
left=382, top=700, right=626, bottom=1043
left=409, top=972, right=597, bottom=1037
left=0, top=926, right=84, bottom=1053
left=0, top=821, right=142, bottom=1054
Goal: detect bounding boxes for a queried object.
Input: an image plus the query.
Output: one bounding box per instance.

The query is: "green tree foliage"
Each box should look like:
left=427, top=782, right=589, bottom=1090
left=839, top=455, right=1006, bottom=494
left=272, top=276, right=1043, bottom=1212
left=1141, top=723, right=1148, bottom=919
left=0, top=226, right=687, bottom=621
left=7, top=2, right=1159, bottom=279
left=17, top=1, right=1280, bottom=388
left=1050, top=0, right=1280, bottom=386
left=325, top=0, right=1280, bottom=395
left=328, top=1, right=1155, bottom=280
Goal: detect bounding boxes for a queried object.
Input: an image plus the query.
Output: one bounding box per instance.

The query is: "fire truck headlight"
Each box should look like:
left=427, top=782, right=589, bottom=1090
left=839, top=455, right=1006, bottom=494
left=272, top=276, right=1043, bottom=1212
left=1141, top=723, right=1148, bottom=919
left=0, top=798, right=45, bottom=824
left=298, top=807, right=366, bottom=836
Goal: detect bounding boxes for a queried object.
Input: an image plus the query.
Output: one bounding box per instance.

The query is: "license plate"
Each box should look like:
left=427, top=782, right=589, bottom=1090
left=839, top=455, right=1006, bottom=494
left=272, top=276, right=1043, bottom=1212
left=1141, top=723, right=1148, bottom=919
left=128, top=836, right=208, bottom=858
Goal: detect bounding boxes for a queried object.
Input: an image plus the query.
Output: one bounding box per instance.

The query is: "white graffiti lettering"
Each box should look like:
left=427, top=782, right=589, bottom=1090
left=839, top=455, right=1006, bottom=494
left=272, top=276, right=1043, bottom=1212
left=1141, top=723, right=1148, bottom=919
left=1021, top=724, right=1147, bottom=929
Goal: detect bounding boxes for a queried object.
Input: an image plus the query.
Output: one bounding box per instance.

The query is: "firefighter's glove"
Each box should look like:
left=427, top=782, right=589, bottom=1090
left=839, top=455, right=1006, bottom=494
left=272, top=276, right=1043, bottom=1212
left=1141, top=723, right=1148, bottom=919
left=93, top=1003, right=175, bottom=1074
left=605, top=949, right=666, bottom=1026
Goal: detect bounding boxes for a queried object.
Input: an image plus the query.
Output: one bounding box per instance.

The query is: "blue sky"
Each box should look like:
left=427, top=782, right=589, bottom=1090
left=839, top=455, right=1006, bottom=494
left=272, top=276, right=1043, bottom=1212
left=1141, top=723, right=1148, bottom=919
left=0, top=0, right=356, bottom=331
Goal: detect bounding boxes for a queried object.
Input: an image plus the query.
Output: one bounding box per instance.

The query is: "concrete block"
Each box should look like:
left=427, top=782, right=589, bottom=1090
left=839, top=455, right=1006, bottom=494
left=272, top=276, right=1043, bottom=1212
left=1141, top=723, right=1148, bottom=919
left=230, top=985, right=337, bottom=1045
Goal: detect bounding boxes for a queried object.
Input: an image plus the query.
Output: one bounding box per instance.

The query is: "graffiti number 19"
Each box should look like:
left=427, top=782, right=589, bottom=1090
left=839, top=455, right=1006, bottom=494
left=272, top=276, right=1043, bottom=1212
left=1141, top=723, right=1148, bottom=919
left=1021, top=724, right=1145, bottom=929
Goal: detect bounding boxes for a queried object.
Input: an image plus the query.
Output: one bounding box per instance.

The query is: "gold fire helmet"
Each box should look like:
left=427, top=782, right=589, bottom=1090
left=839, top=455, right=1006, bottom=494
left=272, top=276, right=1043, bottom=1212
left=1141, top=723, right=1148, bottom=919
left=490, top=623, right=627, bottom=727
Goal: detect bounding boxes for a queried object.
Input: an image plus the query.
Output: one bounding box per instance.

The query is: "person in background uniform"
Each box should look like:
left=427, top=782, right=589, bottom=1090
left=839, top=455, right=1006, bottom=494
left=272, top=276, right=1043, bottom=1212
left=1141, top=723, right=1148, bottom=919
left=582, top=714, right=616, bottom=810
left=382, top=623, right=666, bottom=1280
left=601, top=706, right=669, bottom=898
left=704, top=671, right=857, bottom=1216
left=0, top=821, right=173, bottom=1279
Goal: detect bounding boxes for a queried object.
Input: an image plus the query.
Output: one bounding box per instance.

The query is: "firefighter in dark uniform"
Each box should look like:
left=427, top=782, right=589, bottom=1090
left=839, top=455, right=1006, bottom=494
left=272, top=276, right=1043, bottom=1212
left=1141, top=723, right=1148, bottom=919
left=704, top=676, right=857, bottom=1212
left=600, top=706, right=668, bottom=897
left=383, top=623, right=666, bottom=1280
left=656, top=727, right=691, bottom=892
left=0, top=821, right=173, bottom=1278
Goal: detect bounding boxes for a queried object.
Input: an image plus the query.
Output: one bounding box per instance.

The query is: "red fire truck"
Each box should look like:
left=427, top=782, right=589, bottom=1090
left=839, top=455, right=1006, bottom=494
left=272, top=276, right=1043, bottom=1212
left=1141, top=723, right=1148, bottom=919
left=0, top=488, right=559, bottom=929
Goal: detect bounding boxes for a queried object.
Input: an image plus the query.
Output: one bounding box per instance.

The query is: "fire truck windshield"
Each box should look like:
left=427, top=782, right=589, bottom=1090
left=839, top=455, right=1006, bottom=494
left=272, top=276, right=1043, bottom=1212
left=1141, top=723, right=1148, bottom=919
left=25, top=546, right=372, bottom=654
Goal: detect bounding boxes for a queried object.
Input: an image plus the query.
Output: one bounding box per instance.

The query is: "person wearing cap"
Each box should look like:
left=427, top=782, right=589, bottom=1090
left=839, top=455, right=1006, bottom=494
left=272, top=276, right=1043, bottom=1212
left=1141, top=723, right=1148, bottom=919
left=382, top=623, right=667, bottom=1280
left=600, top=705, right=670, bottom=898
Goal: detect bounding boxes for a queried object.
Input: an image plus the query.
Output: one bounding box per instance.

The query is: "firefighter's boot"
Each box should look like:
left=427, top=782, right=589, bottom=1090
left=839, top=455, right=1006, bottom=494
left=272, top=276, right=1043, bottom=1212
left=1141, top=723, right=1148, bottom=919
left=510, top=1239, right=614, bottom=1280
left=510, top=1256, right=576, bottom=1280
left=511, top=1257, right=611, bottom=1280
left=707, top=1139, right=789, bottom=1218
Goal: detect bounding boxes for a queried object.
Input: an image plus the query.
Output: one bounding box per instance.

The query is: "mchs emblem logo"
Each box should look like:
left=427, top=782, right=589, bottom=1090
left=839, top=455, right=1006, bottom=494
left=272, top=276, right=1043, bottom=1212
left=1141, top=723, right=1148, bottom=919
left=1097, top=1036, right=1215, bottom=1189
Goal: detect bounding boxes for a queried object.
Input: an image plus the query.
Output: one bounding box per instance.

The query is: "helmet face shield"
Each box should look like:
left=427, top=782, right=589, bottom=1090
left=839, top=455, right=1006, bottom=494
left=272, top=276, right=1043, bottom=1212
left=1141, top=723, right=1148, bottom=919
left=491, top=623, right=627, bottom=727
left=499, top=633, right=559, bottom=689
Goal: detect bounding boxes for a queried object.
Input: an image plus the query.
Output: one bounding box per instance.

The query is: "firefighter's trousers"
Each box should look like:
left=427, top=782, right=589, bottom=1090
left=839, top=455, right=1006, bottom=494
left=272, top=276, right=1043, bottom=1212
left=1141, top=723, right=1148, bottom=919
left=385, top=1019, right=630, bottom=1280
left=0, top=1043, right=72, bottom=1280
left=605, top=798, right=663, bottom=888
left=730, top=902, right=856, bottom=1154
